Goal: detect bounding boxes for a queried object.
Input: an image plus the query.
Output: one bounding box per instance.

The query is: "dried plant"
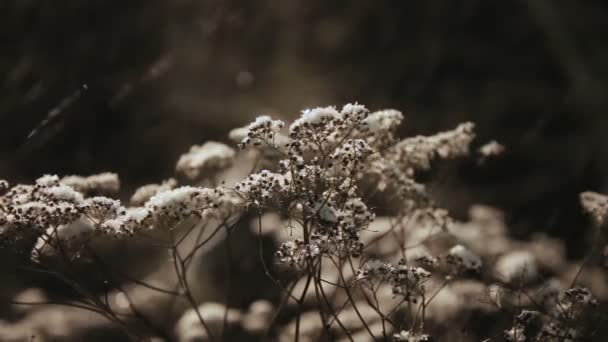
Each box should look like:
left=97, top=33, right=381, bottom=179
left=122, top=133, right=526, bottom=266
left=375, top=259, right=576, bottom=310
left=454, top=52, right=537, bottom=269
left=0, top=103, right=606, bottom=341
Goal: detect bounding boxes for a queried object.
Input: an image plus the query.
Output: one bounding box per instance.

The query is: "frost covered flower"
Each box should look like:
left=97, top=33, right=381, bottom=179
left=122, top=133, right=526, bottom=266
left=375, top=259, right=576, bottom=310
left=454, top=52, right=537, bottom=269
left=0, top=180, right=9, bottom=195
left=479, top=140, right=505, bottom=157
left=356, top=259, right=430, bottom=302
left=82, top=196, right=126, bottom=222
left=537, top=287, right=599, bottom=341
left=99, top=207, right=151, bottom=235
left=361, top=122, right=474, bottom=209
left=31, top=217, right=95, bottom=260
left=360, top=109, right=404, bottom=148
left=37, top=176, right=85, bottom=204
left=60, top=172, right=120, bottom=195
left=228, top=126, right=249, bottom=143
left=560, top=287, right=598, bottom=308
left=494, top=251, right=538, bottom=284
left=289, top=106, right=340, bottom=133
left=176, top=142, right=236, bottom=180
left=415, top=207, right=453, bottom=231
left=355, top=259, right=393, bottom=281
left=288, top=104, right=370, bottom=151
left=235, top=170, right=290, bottom=206
left=390, top=261, right=431, bottom=301
left=362, top=109, right=403, bottom=134
left=129, top=178, right=177, bottom=206
left=328, top=139, right=374, bottom=175
left=391, top=122, right=475, bottom=172
left=447, top=244, right=482, bottom=272
left=580, top=191, right=608, bottom=226
left=275, top=240, right=303, bottom=265
left=235, top=103, right=473, bottom=272
left=237, top=115, right=285, bottom=149
left=0, top=176, right=88, bottom=248
left=27, top=195, right=131, bottom=257
left=145, top=186, right=225, bottom=223
left=95, top=186, right=241, bottom=235
left=504, top=324, right=526, bottom=342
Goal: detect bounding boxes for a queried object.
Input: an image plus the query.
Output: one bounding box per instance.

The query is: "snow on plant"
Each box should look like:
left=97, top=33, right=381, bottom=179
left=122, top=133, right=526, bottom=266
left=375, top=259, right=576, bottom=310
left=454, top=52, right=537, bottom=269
left=60, top=172, right=120, bottom=195
left=580, top=191, right=608, bottom=226
left=176, top=142, right=236, bottom=180
left=1, top=103, right=606, bottom=341
left=447, top=244, right=483, bottom=273
left=129, top=178, right=177, bottom=206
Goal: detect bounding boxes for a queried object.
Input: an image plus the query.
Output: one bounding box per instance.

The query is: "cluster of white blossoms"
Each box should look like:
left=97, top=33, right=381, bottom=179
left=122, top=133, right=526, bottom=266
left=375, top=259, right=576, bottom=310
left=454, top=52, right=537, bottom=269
left=0, top=180, right=9, bottom=194
left=1, top=175, right=84, bottom=246
left=551, top=290, right=597, bottom=340
left=493, top=250, right=538, bottom=284
left=446, top=244, right=483, bottom=273
left=232, top=103, right=475, bottom=271
left=369, top=123, right=474, bottom=210
left=504, top=323, right=526, bottom=342
left=129, top=178, right=177, bottom=206
left=60, top=172, right=120, bottom=195
left=176, top=141, right=236, bottom=180
left=101, top=186, right=242, bottom=235
left=391, top=122, right=474, bottom=172
left=503, top=287, right=600, bottom=342
left=6, top=102, right=608, bottom=341
left=1, top=170, right=242, bottom=260
left=356, top=259, right=431, bottom=303
left=478, top=140, right=505, bottom=158
left=234, top=115, right=286, bottom=149
left=580, top=191, right=608, bottom=226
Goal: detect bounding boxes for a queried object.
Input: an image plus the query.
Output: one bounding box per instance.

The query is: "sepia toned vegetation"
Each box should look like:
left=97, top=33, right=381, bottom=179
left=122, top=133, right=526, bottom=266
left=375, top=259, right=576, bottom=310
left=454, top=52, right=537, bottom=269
left=1, top=104, right=606, bottom=341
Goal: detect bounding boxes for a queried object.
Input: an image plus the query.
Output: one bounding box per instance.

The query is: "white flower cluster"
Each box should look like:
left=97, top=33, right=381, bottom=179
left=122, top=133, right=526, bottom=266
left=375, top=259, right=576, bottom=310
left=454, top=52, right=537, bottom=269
left=504, top=324, right=526, bottom=342
left=502, top=287, right=599, bottom=342
left=146, top=186, right=222, bottom=221
left=392, top=122, right=475, bottom=172
left=235, top=170, right=290, bottom=205
left=0, top=179, right=9, bottom=194
left=356, top=259, right=431, bottom=302
left=506, top=310, right=542, bottom=342
left=104, top=186, right=242, bottom=234
left=446, top=244, right=482, bottom=273
left=538, top=287, right=599, bottom=341
left=580, top=191, right=608, bottom=226
left=362, top=109, right=404, bottom=134
left=60, top=172, right=120, bottom=195
left=176, top=141, right=236, bottom=180
left=129, top=178, right=177, bottom=206
left=1, top=174, right=242, bottom=258
left=360, top=109, right=404, bottom=149
left=479, top=140, right=505, bottom=157
left=493, top=250, right=538, bottom=284
left=291, top=106, right=340, bottom=130
left=1, top=176, right=84, bottom=246
left=234, top=103, right=474, bottom=271
left=367, top=122, right=473, bottom=209
left=328, top=139, right=374, bottom=175
left=235, top=115, right=285, bottom=148
left=288, top=104, right=369, bottom=152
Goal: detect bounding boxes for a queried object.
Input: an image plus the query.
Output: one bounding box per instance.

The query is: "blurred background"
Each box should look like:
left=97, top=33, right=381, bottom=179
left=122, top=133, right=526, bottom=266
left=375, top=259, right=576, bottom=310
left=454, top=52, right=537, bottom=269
left=2, top=0, right=608, bottom=252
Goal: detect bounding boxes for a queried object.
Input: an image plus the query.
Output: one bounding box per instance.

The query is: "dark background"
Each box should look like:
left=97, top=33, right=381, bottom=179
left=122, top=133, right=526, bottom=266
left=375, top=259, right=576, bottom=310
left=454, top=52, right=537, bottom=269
left=2, top=0, right=608, bottom=254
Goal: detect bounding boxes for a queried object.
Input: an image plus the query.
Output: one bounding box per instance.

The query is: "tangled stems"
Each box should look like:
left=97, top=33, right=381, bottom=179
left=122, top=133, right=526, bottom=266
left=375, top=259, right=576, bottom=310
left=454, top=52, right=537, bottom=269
left=5, top=103, right=607, bottom=341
